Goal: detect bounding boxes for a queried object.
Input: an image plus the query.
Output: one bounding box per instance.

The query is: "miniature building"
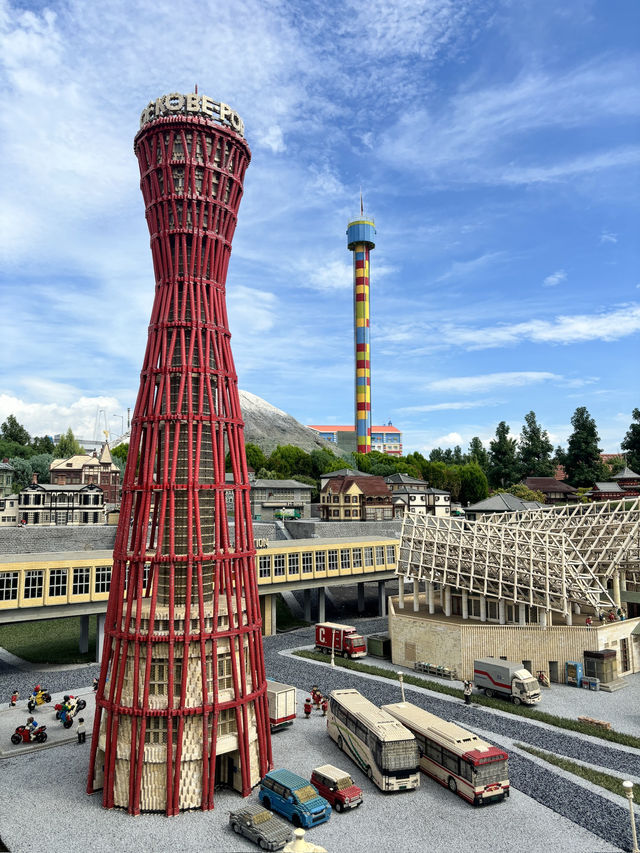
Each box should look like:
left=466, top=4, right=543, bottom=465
left=87, top=92, right=271, bottom=815
left=50, top=444, right=121, bottom=504
left=310, top=424, right=403, bottom=456
left=0, top=494, right=18, bottom=527
left=249, top=478, right=313, bottom=521
left=464, top=492, right=545, bottom=520
left=0, top=460, right=15, bottom=498
left=392, top=501, right=640, bottom=683
left=319, top=474, right=396, bottom=521
left=19, top=482, right=104, bottom=525
left=522, top=477, right=579, bottom=504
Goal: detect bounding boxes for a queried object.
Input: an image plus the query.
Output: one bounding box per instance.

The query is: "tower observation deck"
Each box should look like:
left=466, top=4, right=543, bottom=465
left=347, top=213, right=376, bottom=454
left=87, top=91, right=272, bottom=815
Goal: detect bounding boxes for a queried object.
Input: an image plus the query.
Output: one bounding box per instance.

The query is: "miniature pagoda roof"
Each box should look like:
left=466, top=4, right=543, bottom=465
left=612, top=466, right=640, bottom=480
left=592, top=482, right=626, bottom=493
left=466, top=493, right=545, bottom=513
left=523, top=477, right=578, bottom=493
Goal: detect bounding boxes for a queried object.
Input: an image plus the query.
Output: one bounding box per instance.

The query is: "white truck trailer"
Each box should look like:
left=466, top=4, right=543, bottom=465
left=473, top=658, right=541, bottom=705
left=266, top=680, right=297, bottom=732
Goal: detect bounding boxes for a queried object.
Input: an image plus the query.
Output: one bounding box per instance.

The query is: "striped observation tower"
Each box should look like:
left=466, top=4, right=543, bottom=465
left=87, top=91, right=272, bottom=815
left=347, top=199, right=376, bottom=453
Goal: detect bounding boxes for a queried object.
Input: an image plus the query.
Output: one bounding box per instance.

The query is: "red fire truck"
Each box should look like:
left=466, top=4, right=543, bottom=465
left=315, top=622, right=367, bottom=659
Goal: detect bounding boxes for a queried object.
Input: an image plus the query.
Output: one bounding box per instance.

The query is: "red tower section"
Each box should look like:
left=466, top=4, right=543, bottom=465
left=88, top=93, right=272, bottom=815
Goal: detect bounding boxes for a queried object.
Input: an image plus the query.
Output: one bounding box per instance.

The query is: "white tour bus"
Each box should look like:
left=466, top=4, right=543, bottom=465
left=327, top=689, right=420, bottom=792
left=382, top=701, right=509, bottom=806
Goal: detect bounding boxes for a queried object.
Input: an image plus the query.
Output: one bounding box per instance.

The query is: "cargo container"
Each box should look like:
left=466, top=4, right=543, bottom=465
left=266, top=680, right=296, bottom=732
left=315, top=622, right=366, bottom=659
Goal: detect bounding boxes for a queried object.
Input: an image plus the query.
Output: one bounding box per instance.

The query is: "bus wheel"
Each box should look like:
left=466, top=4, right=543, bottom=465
left=485, top=689, right=494, bottom=698
left=342, top=651, right=348, bottom=659
left=337, top=735, right=343, bottom=750
left=448, top=777, right=457, bottom=794
left=513, top=696, right=521, bottom=706
left=367, top=766, right=373, bottom=780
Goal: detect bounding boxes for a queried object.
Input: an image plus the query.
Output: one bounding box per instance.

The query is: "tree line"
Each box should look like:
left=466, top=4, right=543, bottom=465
left=2, top=406, right=639, bottom=504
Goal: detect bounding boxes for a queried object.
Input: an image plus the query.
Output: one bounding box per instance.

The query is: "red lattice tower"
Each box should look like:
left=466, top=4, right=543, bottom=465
left=88, top=92, right=272, bottom=815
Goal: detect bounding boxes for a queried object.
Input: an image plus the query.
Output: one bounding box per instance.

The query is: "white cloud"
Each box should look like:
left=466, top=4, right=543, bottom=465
left=399, top=399, right=497, bottom=413
left=0, top=392, right=124, bottom=440
left=600, top=230, right=618, bottom=244
left=426, top=372, right=560, bottom=394
left=433, top=431, right=463, bottom=447
left=436, top=251, right=506, bottom=282
left=543, top=269, right=567, bottom=287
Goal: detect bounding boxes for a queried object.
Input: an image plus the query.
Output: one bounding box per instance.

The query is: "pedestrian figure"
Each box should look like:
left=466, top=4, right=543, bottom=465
left=321, top=697, right=328, bottom=717
left=304, top=697, right=312, bottom=718
left=585, top=615, right=593, bottom=628
left=598, top=611, right=605, bottom=623
left=463, top=680, right=472, bottom=705
left=77, top=717, right=86, bottom=744
left=92, top=677, right=99, bottom=692
left=10, top=689, right=18, bottom=707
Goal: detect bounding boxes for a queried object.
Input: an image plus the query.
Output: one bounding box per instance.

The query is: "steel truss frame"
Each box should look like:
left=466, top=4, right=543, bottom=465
left=88, top=111, right=271, bottom=815
left=486, top=498, right=640, bottom=584
left=399, top=514, right=613, bottom=615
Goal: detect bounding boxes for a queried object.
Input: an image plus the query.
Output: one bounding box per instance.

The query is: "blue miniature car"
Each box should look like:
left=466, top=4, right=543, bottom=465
left=258, top=769, right=331, bottom=829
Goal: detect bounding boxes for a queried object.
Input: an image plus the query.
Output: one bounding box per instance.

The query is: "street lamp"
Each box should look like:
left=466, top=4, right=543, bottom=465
left=397, top=672, right=405, bottom=703
left=330, top=628, right=336, bottom=668
left=111, top=414, right=124, bottom=437
left=623, top=781, right=639, bottom=853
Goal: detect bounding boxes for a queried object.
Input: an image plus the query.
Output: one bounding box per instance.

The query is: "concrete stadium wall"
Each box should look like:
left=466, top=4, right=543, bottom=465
left=388, top=597, right=640, bottom=681
left=283, top=520, right=402, bottom=540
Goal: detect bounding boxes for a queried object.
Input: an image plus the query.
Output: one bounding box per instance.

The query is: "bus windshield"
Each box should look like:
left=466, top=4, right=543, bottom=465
left=379, top=739, right=419, bottom=772
left=474, top=760, right=508, bottom=785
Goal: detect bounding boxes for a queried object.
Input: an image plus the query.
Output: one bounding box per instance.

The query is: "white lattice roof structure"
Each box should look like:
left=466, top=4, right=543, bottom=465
left=398, top=509, right=619, bottom=615
left=484, top=497, right=640, bottom=585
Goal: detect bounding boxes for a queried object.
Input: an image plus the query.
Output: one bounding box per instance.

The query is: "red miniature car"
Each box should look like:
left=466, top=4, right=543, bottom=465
left=310, top=764, right=363, bottom=812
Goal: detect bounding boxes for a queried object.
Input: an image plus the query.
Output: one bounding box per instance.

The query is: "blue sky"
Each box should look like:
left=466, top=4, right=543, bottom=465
left=0, top=0, right=638, bottom=455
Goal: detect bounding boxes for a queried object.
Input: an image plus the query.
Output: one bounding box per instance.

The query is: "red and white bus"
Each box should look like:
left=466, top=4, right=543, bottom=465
left=382, top=701, right=509, bottom=806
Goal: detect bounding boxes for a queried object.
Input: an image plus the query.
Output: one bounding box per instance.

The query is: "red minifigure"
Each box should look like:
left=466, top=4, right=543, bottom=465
left=304, top=697, right=312, bottom=718
left=321, top=697, right=328, bottom=717
left=310, top=686, right=322, bottom=709
left=10, top=689, right=18, bottom=707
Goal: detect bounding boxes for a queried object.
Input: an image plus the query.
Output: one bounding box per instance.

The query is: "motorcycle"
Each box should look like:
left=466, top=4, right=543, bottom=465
left=27, top=689, right=52, bottom=713
left=11, top=724, right=47, bottom=745
left=54, top=695, right=87, bottom=728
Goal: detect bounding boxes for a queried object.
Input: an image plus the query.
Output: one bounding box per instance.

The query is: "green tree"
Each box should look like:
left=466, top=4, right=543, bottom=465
left=518, top=410, right=554, bottom=478
left=564, top=407, right=602, bottom=487
left=31, top=435, right=55, bottom=455
left=8, top=457, right=32, bottom=491
left=1, top=414, right=30, bottom=446
left=112, top=443, right=129, bottom=465
left=621, top=408, right=640, bottom=473
left=256, top=468, right=280, bottom=480
left=0, top=438, right=33, bottom=460
left=467, top=437, right=489, bottom=472
left=54, top=428, right=83, bottom=458
left=245, top=443, right=267, bottom=473
left=443, top=465, right=462, bottom=501
left=309, top=449, right=345, bottom=477
left=268, top=445, right=313, bottom=478
left=459, top=462, right=489, bottom=505
left=29, top=453, right=53, bottom=485
left=495, top=483, right=546, bottom=503
left=422, top=461, right=448, bottom=490
left=487, top=421, right=519, bottom=489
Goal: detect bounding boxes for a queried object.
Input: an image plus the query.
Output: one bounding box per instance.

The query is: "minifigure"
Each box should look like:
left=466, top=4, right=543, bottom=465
left=25, top=716, right=38, bottom=741
left=92, top=677, right=99, bottom=692
left=310, top=686, right=322, bottom=709
left=303, top=697, right=312, bottom=718
left=585, top=615, right=593, bottom=628
left=320, top=697, right=328, bottom=717
left=463, top=680, right=473, bottom=705
left=10, top=689, right=18, bottom=707
left=77, top=717, right=86, bottom=744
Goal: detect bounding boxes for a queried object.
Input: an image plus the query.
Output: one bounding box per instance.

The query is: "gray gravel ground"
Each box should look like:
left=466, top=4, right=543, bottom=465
left=1, top=617, right=638, bottom=852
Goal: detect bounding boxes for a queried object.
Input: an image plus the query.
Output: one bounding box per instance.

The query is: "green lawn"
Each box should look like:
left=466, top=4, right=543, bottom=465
left=0, top=615, right=98, bottom=664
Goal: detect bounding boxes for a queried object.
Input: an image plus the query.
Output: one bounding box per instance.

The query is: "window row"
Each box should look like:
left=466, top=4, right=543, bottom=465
left=0, top=565, right=112, bottom=601
left=257, top=545, right=396, bottom=579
